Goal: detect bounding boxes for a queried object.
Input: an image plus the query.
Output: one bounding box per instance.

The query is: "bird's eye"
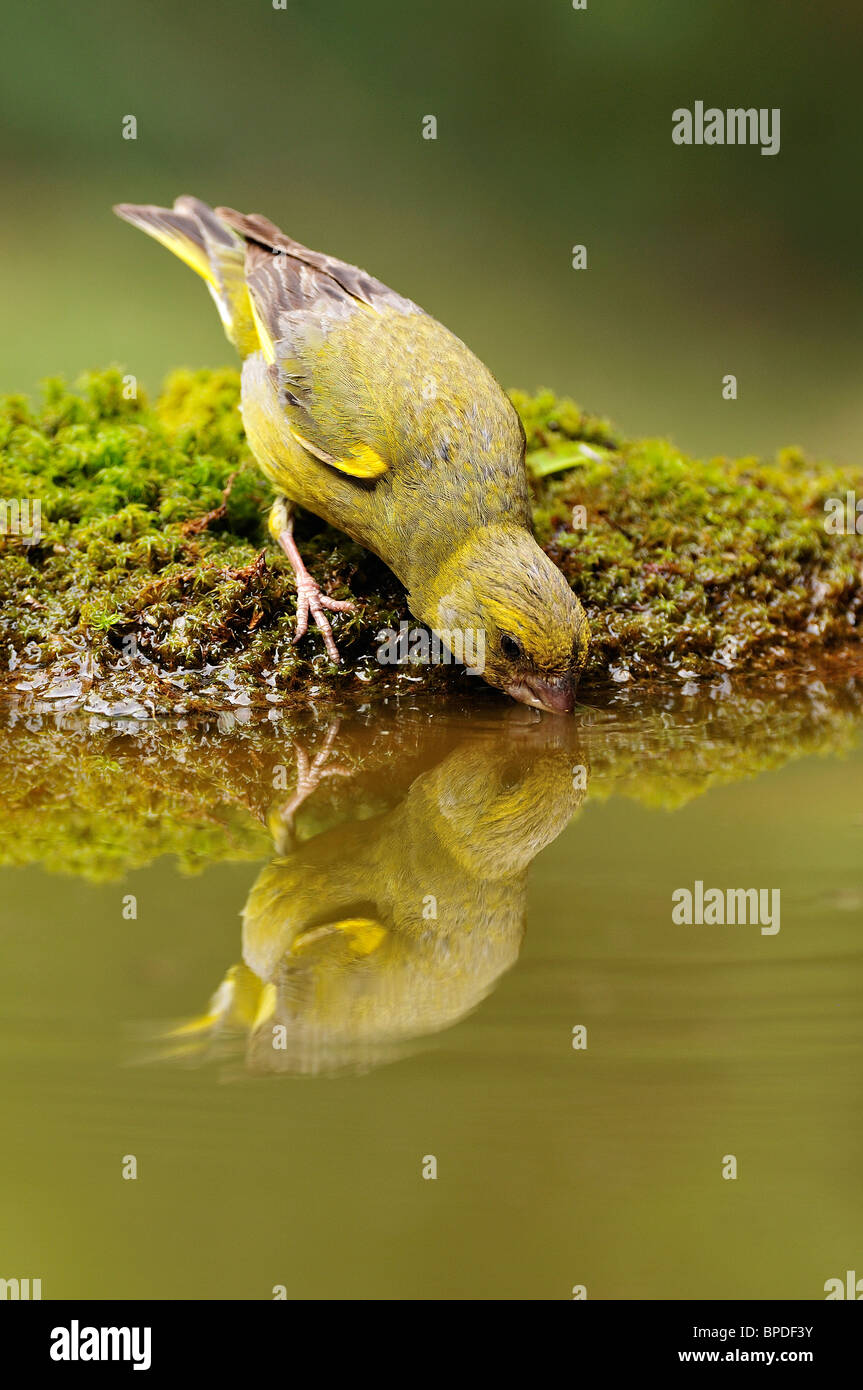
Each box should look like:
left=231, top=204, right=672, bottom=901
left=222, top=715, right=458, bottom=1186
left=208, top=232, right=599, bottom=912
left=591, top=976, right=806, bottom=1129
left=500, top=633, right=522, bottom=661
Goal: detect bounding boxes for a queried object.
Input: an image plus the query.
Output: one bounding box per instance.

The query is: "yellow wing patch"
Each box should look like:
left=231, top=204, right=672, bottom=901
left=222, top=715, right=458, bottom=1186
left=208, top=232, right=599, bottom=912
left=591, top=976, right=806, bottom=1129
left=339, top=444, right=389, bottom=478
left=292, top=917, right=388, bottom=957
left=290, top=428, right=388, bottom=478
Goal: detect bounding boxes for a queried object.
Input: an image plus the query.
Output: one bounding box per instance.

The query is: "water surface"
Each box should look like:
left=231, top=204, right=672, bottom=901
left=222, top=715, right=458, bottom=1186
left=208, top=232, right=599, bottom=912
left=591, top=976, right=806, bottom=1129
left=1, top=670, right=861, bottom=1299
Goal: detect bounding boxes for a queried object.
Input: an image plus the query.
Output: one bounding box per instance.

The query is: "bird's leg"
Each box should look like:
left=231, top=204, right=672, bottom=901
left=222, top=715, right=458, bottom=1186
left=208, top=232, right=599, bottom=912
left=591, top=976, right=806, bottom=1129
left=268, top=720, right=352, bottom=852
left=268, top=496, right=354, bottom=663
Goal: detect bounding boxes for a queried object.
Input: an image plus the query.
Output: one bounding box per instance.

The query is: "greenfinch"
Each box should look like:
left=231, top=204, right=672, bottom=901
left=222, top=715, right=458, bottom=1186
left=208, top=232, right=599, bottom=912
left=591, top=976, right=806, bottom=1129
left=114, top=196, right=589, bottom=711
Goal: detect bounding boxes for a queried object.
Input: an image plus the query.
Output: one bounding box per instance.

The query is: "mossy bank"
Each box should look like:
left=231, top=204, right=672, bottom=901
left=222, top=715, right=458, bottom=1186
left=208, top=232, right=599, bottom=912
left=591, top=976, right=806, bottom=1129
left=1, top=368, right=861, bottom=713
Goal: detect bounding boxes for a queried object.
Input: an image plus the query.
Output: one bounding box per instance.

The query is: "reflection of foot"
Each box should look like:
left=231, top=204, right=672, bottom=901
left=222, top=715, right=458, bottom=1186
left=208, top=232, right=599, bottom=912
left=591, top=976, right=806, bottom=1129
left=269, top=497, right=354, bottom=663
left=271, top=721, right=352, bottom=849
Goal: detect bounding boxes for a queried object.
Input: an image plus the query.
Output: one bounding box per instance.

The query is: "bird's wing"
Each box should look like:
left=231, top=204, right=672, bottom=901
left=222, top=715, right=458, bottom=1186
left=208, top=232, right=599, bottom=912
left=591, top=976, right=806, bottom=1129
left=218, top=207, right=426, bottom=478
left=216, top=207, right=419, bottom=319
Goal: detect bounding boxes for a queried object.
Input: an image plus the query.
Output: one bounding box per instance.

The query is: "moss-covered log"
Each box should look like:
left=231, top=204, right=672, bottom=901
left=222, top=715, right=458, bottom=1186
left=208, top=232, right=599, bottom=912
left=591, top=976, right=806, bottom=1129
left=0, top=368, right=861, bottom=713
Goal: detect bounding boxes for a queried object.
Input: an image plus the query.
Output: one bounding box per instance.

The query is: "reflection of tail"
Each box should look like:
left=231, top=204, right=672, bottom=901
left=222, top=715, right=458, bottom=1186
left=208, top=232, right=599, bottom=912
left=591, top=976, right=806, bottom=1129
left=161, top=963, right=269, bottom=1059
left=162, top=918, right=389, bottom=1058
left=113, top=196, right=257, bottom=355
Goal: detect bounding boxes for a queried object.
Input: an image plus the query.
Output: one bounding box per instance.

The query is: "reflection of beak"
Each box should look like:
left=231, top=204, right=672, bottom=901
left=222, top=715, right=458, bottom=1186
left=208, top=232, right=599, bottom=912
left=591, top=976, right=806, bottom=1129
left=505, top=676, right=576, bottom=715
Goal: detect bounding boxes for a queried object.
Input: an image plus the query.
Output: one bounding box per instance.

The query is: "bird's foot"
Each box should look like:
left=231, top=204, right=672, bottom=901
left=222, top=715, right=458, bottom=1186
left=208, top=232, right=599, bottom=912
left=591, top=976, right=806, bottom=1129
left=269, top=497, right=354, bottom=663
left=269, top=721, right=352, bottom=850
left=292, top=572, right=354, bottom=664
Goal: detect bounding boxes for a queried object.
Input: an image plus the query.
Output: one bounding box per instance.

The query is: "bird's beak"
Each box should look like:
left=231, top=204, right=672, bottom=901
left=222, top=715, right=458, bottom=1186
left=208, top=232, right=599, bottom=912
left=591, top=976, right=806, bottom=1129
left=505, top=676, right=576, bottom=715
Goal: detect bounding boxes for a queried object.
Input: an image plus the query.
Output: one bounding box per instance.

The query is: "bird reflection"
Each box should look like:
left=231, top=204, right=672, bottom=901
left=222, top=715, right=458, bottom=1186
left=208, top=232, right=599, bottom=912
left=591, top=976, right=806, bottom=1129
left=165, top=723, right=587, bottom=1076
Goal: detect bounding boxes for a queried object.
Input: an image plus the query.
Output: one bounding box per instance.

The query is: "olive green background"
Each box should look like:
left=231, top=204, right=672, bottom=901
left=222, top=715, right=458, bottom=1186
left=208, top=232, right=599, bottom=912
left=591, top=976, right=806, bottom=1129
left=1, top=0, right=861, bottom=461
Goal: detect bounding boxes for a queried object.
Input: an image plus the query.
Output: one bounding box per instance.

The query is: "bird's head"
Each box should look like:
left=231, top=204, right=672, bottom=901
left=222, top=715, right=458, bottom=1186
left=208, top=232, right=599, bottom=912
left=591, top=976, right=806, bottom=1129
left=416, top=525, right=590, bottom=713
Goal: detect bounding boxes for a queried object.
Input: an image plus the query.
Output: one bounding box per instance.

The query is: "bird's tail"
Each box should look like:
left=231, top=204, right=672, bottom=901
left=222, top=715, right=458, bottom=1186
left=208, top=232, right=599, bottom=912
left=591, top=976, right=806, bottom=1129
left=113, top=195, right=258, bottom=356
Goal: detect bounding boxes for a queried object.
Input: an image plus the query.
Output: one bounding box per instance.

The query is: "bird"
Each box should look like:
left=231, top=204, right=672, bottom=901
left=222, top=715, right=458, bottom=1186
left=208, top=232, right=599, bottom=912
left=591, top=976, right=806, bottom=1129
left=113, top=195, right=589, bottom=712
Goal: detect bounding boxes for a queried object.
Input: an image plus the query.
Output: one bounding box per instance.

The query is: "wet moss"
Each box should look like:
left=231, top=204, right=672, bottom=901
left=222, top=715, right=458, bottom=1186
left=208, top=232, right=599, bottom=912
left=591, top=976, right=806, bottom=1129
left=1, top=367, right=861, bottom=711
left=520, top=390, right=863, bottom=682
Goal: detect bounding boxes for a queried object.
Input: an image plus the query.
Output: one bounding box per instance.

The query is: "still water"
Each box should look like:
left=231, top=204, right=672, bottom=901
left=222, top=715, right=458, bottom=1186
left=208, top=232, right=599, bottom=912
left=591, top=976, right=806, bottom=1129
left=1, top=666, right=861, bottom=1300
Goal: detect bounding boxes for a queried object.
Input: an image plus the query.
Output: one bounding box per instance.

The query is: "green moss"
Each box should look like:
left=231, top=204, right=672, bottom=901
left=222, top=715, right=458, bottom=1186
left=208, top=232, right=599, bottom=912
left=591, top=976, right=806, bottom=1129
left=1, top=366, right=861, bottom=711
left=524, top=396, right=863, bottom=681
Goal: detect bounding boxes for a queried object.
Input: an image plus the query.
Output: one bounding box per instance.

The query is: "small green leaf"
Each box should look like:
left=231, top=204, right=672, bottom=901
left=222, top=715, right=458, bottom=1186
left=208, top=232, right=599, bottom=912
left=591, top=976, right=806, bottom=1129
left=527, top=442, right=616, bottom=478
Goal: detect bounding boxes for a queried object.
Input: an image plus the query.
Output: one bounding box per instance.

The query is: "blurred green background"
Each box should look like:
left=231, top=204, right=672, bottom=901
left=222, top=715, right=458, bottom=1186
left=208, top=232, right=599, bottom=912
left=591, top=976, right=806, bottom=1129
left=1, top=0, right=861, bottom=462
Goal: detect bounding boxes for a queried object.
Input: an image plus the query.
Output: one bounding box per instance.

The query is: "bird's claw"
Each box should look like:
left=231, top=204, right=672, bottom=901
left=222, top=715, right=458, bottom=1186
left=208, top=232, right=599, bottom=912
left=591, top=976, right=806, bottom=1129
left=270, top=721, right=352, bottom=849
left=293, top=579, right=354, bottom=663
left=294, top=720, right=351, bottom=795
